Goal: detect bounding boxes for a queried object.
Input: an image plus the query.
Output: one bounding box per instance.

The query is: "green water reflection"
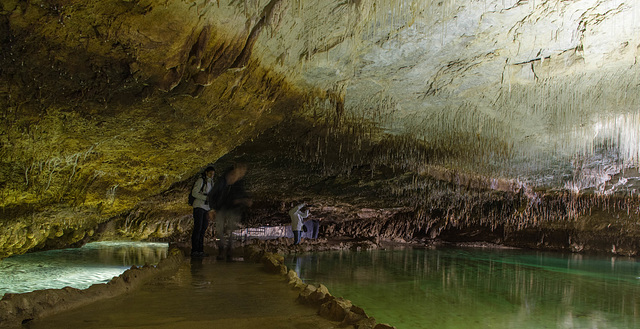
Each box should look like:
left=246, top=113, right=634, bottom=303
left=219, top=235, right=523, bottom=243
left=285, top=248, right=640, bottom=329
left=0, top=241, right=168, bottom=297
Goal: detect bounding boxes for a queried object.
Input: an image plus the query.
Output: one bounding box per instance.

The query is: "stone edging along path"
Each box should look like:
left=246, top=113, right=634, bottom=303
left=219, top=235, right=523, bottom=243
left=0, top=248, right=184, bottom=328
left=243, top=244, right=396, bottom=329
left=0, top=245, right=396, bottom=329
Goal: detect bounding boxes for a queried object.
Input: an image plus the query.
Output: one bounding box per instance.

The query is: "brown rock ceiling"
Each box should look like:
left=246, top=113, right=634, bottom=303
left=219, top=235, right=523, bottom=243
left=1, top=0, right=640, bottom=258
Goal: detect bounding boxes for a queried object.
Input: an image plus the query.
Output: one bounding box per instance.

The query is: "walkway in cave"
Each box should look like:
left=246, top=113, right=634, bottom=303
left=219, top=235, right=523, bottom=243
left=24, top=255, right=341, bottom=329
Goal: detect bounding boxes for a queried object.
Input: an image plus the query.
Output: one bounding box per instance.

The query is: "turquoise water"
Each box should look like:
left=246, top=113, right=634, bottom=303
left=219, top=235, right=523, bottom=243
left=285, top=248, right=640, bottom=329
left=0, top=241, right=168, bottom=297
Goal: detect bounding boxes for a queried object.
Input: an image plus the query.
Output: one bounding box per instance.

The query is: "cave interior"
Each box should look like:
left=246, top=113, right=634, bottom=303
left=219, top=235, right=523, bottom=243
left=0, top=0, right=640, bottom=260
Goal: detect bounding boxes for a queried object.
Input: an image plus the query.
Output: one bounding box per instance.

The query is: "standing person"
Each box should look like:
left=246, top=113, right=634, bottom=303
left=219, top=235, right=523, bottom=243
left=309, top=215, right=322, bottom=239
left=289, top=203, right=309, bottom=245
left=208, top=164, right=252, bottom=261
left=191, top=166, right=215, bottom=257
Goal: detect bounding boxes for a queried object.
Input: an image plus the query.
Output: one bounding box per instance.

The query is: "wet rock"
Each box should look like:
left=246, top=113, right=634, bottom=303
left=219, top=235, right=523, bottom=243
left=296, top=282, right=331, bottom=306
left=260, top=252, right=287, bottom=275
left=286, top=269, right=300, bottom=284
left=309, top=284, right=331, bottom=305
left=297, top=283, right=316, bottom=299
left=354, top=317, right=378, bottom=329
left=319, top=297, right=353, bottom=322
left=286, top=270, right=306, bottom=291
left=341, top=305, right=371, bottom=326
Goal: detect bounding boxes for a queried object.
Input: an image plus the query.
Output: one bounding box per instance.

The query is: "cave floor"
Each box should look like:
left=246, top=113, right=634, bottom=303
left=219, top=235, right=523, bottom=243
left=24, top=255, right=341, bottom=329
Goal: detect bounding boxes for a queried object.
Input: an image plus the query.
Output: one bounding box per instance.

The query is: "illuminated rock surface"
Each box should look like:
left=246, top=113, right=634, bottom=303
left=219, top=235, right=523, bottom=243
left=1, top=0, right=640, bottom=258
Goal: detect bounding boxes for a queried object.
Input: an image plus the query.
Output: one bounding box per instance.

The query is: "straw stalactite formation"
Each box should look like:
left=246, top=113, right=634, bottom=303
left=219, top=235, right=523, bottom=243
left=1, top=0, right=640, bottom=258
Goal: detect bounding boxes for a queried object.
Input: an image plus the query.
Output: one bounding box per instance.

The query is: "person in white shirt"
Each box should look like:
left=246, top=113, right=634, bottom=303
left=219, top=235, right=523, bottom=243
left=289, top=203, right=309, bottom=245
left=190, top=166, right=215, bottom=257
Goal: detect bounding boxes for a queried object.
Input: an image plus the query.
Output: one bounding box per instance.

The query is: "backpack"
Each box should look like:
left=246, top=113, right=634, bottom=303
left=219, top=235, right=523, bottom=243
left=187, top=174, right=207, bottom=206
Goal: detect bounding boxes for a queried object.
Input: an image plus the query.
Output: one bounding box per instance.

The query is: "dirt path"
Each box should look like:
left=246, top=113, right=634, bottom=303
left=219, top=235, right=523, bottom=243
left=24, top=256, right=342, bottom=329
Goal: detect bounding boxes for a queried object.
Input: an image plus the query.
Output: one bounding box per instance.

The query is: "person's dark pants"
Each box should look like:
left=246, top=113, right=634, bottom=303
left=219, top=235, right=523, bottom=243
left=192, top=207, right=209, bottom=253
left=310, top=220, right=320, bottom=239
left=293, top=230, right=302, bottom=245
left=215, top=208, right=242, bottom=259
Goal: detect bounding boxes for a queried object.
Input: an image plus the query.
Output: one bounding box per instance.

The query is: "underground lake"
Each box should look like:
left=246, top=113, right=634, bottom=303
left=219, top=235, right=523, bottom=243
left=0, top=241, right=169, bottom=298
left=285, top=247, right=640, bottom=329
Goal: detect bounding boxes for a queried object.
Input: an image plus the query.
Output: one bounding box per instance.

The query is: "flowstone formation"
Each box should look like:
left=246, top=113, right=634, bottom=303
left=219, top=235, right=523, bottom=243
left=1, top=0, right=639, bottom=258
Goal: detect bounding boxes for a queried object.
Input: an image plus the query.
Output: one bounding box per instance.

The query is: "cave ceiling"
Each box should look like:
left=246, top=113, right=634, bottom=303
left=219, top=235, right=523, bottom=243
left=1, top=0, right=640, bottom=257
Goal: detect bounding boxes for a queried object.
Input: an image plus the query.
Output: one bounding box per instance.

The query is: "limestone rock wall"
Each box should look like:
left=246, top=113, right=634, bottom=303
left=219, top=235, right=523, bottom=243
left=117, top=124, right=640, bottom=256
left=1, top=0, right=640, bottom=257
left=0, top=0, right=305, bottom=258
